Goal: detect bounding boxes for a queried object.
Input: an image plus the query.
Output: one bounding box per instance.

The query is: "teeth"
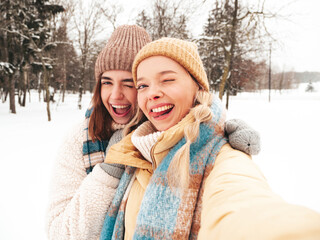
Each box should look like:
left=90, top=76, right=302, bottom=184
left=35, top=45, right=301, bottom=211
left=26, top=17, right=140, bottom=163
left=152, top=105, right=173, bottom=113
left=112, top=105, right=129, bottom=109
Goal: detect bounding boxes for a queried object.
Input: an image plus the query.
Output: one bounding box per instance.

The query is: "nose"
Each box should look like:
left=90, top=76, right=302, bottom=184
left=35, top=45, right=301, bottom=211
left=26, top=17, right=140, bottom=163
left=147, top=84, right=163, bottom=101
left=110, top=85, right=123, bottom=100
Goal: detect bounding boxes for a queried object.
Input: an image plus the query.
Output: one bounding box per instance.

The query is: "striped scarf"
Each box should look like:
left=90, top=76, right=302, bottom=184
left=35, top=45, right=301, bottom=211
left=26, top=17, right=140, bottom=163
left=83, top=108, right=109, bottom=174
left=100, top=96, right=227, bottom=239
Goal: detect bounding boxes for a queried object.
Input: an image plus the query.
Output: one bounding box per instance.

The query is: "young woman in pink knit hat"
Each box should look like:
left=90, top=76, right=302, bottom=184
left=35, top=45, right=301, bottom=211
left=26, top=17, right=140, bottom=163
left=46, top=26, right=259, bottom=239
left=46, top=25, right=152, bottom=240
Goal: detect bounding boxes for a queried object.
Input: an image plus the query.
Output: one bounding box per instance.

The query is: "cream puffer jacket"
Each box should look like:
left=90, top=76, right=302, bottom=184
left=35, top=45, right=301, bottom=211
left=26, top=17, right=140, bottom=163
left=104, top=118, right=320, bottom=239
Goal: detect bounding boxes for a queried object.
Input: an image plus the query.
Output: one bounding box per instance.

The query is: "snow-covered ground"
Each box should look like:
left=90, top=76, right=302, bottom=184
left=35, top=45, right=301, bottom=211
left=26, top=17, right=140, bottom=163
left=0, top=83, right=319, bottom=239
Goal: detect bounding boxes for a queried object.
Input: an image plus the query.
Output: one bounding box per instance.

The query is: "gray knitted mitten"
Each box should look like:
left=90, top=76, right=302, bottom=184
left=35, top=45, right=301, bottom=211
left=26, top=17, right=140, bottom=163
left=225, top=119, right=261, bottom=155
left=100, top=129, right=125, bottom=179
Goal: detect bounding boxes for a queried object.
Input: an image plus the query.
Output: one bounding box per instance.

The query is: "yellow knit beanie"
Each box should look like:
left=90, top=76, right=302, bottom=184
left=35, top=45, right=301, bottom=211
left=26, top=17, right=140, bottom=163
left=132, top=37, right=209, bottom=91
left=95, top=25, right=151, bottom=82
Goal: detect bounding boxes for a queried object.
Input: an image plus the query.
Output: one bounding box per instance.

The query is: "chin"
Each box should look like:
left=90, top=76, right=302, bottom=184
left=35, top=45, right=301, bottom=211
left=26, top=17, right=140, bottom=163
left=154, top=123, right=173, bottom=132
left=117, top=119, right=130, bottom=125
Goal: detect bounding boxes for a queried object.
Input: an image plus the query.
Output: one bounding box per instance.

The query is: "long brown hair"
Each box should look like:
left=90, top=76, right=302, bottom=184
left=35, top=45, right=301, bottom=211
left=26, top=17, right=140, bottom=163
left=88, top=78, right=113, bottom=141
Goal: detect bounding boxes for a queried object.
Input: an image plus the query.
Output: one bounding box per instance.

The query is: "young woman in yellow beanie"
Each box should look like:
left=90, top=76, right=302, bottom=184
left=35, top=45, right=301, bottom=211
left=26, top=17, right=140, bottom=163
left=100, top=38, right=320, bottom=239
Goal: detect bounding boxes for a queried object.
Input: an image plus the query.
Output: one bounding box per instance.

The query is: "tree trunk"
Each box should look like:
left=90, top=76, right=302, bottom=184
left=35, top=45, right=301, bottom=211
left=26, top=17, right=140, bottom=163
left=218, top=0, right=238, bottom=100
left=78, top=64, right=85, bottom=110
left=18, top=76, right=22, bottom=106
left=38, top=72, right=42, bottom=102
left=21, top=65, right=28, bottom=106
left=2, top=76, right=9, bottom=103
left=9, top=75, right=16, bottom=114
left=4, top=90, right=9, bottom=102
left=17, top=69, right=27, bottom=107
left=62, top=50, right=66, bottom=102
left=43, top=66, right=51, bottom=121
left=226, top=86, right=230, bottom=110
left=219, top=53, right=231, bottom=100
left=3, top=27, right=16, bottom=112
left=78, top=84, right=83, bottom=110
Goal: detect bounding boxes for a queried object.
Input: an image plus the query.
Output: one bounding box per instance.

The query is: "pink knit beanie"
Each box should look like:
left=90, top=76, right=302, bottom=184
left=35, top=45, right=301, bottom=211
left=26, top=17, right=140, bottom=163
left=94, top=25, right=151, bottom=82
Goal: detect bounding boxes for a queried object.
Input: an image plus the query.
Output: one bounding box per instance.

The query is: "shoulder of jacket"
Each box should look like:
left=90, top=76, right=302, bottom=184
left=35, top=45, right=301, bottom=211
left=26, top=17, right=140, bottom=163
left=206, top=143, right=267, bottom=187
left=65, top=119, right=87, bottom=141
left=56, top=119, right=87, bottom=156
left=217, top=143, right=252, bottom=161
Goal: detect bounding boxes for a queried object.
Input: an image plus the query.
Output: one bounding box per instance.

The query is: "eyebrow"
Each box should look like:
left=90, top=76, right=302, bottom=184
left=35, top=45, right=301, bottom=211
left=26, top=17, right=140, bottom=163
left=159, top=70, right=177, bottom=75
left=123, top=78, right=134, bottom=82
left=101, top=77, right=133, bottom=83
left=101, top=76, right=112, bottom=80
left=137, top=70, right=177, bottom=82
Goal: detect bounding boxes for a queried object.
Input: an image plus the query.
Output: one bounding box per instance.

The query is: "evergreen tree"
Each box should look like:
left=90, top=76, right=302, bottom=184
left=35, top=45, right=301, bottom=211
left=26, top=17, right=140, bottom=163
left=0, top=0, right=63, bottom=118
left=198, top=0, right=272, bottom=108
left=198, top=0, right=242, bottom=93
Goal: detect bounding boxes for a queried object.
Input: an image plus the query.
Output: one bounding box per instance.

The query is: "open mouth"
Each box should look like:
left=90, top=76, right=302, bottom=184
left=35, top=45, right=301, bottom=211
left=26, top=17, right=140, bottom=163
left=111, top=104, right=131, bottom=116
left=150, top=104, right=174, bottom=118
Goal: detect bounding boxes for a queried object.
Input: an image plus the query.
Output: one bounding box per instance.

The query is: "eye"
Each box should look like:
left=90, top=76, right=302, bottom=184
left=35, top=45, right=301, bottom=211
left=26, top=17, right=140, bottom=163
left=102, top=81, right=112, bottom=85
left=163, top=79, right=175, bottom=83
left=137, top=84, right=148, bottom=90
left=124, top=84, right=135, bottom=89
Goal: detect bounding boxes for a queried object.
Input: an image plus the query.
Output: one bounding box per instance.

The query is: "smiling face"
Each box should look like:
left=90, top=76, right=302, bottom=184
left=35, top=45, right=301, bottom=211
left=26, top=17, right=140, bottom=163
left=136, top=56, right=199, bottom=131
left=100, top=70, right=137, bottom=125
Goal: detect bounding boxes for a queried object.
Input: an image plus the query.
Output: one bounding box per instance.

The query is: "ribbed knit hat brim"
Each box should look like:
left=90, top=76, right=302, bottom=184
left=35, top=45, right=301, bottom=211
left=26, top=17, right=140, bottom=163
left=95, top=25, right=151, bottom=82
left=132, top=37, right=209, bottom=92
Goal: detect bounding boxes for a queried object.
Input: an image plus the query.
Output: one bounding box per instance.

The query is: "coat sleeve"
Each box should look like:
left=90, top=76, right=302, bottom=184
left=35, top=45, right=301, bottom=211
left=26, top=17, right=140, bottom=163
left=199, top=144, right=320, bottom=240
left=46, top=121, right=120, bottom=240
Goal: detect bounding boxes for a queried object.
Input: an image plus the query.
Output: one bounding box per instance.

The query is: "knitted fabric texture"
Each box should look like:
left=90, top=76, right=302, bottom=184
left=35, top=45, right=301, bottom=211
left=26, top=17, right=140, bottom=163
left=100, top=95, right=227, bottom=240
left=132, top=37, right=209, bottom=91
left=100, top=166, right=136, bottom=240
left=83, top=109, right=126, bottom=174
left=131, top=121, right=163, bottom=163
left=95, top=25, right=151, bottom=82
left=83, top=108, right=109, bottom=174
left=225, top=119, right=261, bottom=155
left=101, top=129, right=125, bottom=179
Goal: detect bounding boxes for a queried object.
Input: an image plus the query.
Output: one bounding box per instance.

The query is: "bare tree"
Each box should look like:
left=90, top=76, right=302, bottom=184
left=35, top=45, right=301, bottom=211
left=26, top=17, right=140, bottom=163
left=100, top=4, right=123, bottom=30
left=198, top=0, right=277, bottom=108
left=51, top=0, right=75, bottom=102
left=71, top=0, right=105, bottom=109
left=136, top=0, right=195, bottom=40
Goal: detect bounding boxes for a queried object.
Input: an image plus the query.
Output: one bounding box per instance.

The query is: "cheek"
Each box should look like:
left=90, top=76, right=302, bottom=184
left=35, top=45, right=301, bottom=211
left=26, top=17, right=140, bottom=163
left=126, top=89, right=138, bottom=105
left=174, top=85, right=196, bottom=112
left=100, top=87, right=109, bottom=102
left=137, top=93, right=147, bottom=113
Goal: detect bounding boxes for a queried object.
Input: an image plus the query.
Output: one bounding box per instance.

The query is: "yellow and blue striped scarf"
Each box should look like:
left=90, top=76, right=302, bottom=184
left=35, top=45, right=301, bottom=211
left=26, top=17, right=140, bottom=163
left=100, top=96, right=227, bottom=239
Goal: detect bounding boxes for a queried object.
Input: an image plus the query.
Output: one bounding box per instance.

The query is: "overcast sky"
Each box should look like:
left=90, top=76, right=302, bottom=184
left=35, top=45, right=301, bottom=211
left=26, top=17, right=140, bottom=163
left=259, top=0, right=320, bottom=72
left=97, top=0, right=320, bottom=72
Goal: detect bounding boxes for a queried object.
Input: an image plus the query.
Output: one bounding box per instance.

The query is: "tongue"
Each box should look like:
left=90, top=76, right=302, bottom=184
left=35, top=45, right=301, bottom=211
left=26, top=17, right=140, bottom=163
left=114, top=106, right=130, bottom=114
left=154, top=108, right=172, bottom=117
